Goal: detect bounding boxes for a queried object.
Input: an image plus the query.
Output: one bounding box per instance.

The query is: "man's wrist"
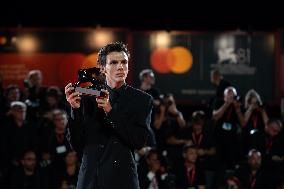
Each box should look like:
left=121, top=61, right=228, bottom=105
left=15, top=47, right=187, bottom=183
left=174, top=111, right=182, bottom=117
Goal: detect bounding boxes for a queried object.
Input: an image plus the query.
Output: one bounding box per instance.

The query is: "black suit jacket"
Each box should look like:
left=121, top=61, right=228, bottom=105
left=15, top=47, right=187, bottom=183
left=67, top=84, right=153, bottom=189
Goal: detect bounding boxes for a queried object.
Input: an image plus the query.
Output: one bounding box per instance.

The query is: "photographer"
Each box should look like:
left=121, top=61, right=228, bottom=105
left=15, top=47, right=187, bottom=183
left=242, top=89, right=269, bottom=155
left=138, top=69, right=159, bottom=148
left=152, top=93, right=187, bottom=169
left=153, top=93, right=186, bottom=131
left=212, top=86, right=245, bottom=171
left=23, top=70, right=46, bottom=106
left=139, top=69, right=161, bottom=107
left=244, top=89, right=268, bottom=131
left=23, top=70, right=47, bottom=122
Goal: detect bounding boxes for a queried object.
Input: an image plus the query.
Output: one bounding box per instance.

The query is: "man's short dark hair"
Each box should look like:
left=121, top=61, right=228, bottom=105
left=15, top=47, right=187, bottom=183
left=97, top=42, right=130, bottom=67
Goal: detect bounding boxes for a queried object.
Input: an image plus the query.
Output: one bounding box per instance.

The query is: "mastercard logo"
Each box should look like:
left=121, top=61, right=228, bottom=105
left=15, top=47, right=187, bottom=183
left=150, top=46, right=193, bottom=74
left=0, top=36, right=7, bottom=45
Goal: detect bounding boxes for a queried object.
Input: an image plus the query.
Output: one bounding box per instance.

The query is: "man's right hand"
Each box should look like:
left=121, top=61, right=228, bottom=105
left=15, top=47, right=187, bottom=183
left=65, top=83, right=82, bottom=108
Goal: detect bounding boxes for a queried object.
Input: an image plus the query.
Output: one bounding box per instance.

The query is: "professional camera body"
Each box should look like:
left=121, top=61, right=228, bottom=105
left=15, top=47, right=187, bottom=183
left=158, top=93, right=174, bottom=107
left=73, top=67, right=106, bottom=97
left=234, top=95, right=242, bottom=102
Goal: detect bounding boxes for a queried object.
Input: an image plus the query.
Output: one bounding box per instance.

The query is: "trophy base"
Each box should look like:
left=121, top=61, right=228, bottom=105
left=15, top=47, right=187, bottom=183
left=75, top=87, right=102, bottom=96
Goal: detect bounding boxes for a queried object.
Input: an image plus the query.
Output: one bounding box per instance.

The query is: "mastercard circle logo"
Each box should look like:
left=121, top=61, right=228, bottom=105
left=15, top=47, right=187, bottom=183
left=150, top=46, right=193, bottom=74
left=0, top=36, right=7, bottom=45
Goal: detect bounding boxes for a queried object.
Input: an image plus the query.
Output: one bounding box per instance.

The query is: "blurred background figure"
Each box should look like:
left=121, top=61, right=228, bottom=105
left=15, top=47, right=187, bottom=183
left=208, top=69, right=232, bottom=118
left=0, top=84, right=21, bottom=118
left=235, top=149, right=264, bottom=189
left=210, top=69, right=231, bottom=101
left=152, top=93, right=186, bottom=168
left=174, top=144, right=206, bottom=189
left=139, top=69, right=160, bottom=148
left=175, top=110, right=217, bottom=189
left=212, top=86, right=245, bottom=169
left=138, top=148, right=175, bottom=189
left=55, top=150, right=79, bottom=189
left=139, top=69, right=162, bottom=106
left=0, top=101, right=38, bottom=180
left=250, top=118, right=284, bottom=189
left=9, top=150, right=50, bottom=189
left=23, top=70, right=47, bottom=122
left=242, top=89, right=269, bottom=155
left=39, top=109, right=70, bottom=170
left=23, top=70, right=45, bottom=104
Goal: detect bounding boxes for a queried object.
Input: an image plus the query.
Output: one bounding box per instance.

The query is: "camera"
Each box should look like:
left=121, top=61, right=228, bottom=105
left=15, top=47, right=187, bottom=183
left=256, top=101, right=264, bottom=108
left=158, top=93, right=174, bottom=107
left=233, top=95, right=241, bottom=102
left=73, top=67, right=106, bottom=97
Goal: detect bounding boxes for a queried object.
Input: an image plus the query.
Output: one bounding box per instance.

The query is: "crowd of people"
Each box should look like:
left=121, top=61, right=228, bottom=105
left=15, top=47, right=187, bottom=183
left=0, top=65, right=283, bottom=189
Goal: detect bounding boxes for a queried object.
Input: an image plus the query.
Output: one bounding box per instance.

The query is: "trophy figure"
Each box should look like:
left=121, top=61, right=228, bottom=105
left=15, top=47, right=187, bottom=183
left=72, top=67, right=107, bottom=97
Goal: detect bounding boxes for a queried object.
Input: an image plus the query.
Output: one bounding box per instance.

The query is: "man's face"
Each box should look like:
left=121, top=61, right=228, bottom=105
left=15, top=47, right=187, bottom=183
left=224, top=89, right=235, bottom=102
left=7, top=88, right=20, bottom=102
left=266, top=122, right=281, bottom=138
left=210, top=73, right=218, bottom=85
left=12, top=107, right=26, bottom=121
left=146, top=153, right=160, bottom=169
left=102, top=51, right=128, bottom=86
left=250, top=97, right=257, bottom=104
left=30, top=73, right=42, bottom=87
left=184, top=148, right=197, bottom=164
left=146, top=73, right=155, bottom=85
left=22, top=152, right=37, bottom=171
left=46, top=96, right=58, bottom=107
left=192, top=122, right=203, bottom=133
left=248, top=152, right=261, bottom=170
left=54, top=113, right=67, bottom=134
left=65, top=151, right=78, bottom=166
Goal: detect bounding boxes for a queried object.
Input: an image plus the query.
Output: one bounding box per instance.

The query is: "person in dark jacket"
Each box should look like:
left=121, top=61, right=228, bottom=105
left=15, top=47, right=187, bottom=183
left=65, top=42, right=153, bottom=189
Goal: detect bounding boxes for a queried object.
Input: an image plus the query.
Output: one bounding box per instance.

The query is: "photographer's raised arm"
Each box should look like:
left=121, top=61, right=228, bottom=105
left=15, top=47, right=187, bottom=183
left=233, top=101, right=245, bottom=127
left=260, top=107, right=269, bottom=126
left=212, top=101, right=231, bottom=121
left=244, top=104, right=255, bottom=124
left=153, top=105, right=166, bottom=130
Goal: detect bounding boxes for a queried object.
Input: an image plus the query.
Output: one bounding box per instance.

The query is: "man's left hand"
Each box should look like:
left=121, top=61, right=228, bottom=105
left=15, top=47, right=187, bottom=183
left=96, top=89, right=112, bottom=113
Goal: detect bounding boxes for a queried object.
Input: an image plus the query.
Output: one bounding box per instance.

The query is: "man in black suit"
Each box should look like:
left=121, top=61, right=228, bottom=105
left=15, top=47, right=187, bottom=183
left=65, top=42, right=153, bottom=189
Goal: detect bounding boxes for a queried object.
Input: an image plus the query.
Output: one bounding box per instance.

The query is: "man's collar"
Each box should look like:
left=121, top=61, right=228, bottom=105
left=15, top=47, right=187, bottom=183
left=106, top=83, right=127, bottom=94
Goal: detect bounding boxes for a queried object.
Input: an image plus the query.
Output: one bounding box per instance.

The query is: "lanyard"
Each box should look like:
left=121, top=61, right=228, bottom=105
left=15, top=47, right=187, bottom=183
left=250, top=174, right=256, bottom=189
left=187, top=167, right=196, bottom=186
left=152, top=176, right=158, bottom=189
left=226, top=105, right=233, bottom=121
left=252, top=114, right=258, bottom=129
left=265, top=137, right=273, bottom=153
left=192, top=133, right=203, bottom=146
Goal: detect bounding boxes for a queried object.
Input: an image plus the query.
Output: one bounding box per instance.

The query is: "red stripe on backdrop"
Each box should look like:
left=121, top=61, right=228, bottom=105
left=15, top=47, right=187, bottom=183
left=0, top=53, right=86, bottom=89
